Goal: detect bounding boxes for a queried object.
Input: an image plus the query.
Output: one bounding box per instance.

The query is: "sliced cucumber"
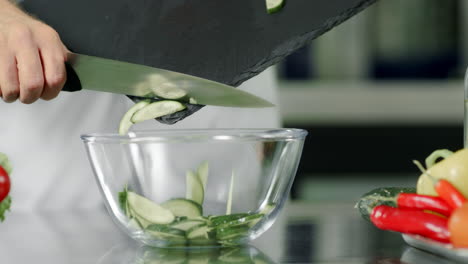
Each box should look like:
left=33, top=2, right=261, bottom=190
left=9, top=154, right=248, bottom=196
left=146, top=224, right=185, bottom=236
left=146, top=230, right=186, bottom=242
left=216, top=225, right=250, bottom=241
left=118, top=188, right=130, bottom=217
left=152, top=85, right=187, bottom=100
left=186, top=224, right=213, bottom=240
left=186, top=170, right=204, bottom=205
left=196, top=161, right=209, bottom=190
left=259, top=203, right=275, bottom=215
left=127, top=191, right=175, bottom=224
left=162, top=198, right=203, bottom=218
left=127, top=218, right=142, bottom=229
left=226, top=171, right=235, bottom=215
left=130, top=207, right=154, bottom=229
left=170, top=219, right=206, bottom=232
left=209, top=213, right=249, bottom=227
left=266, top=0, right=285, bottom=14
left=118, top=100, right=150, bottom=135
left=219, top=214, right=264, bottom=229
left=146, top=224, right=186, bottom=245
left=131, top=100, right=186, bottom=123
left=187, top=239, right=218, bottom=247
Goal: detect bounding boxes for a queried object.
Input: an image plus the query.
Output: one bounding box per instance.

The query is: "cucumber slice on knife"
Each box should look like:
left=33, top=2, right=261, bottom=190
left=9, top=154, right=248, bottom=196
left=162, top=198, right=203, bottom=218
left=266, top=0, right=285, bottom=14
left=127, top=191, right=175, bottom=224
left=152, top=85, right=187, bottom=100
left=186, top=170, right=204, bottom=205
left=118, top=100, right=151, bottom=135
left=131, top=100, right=186, bottom=123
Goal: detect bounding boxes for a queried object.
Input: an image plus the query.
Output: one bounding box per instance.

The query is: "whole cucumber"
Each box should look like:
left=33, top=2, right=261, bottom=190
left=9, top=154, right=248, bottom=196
left=356, top=187, right=416, bottom=221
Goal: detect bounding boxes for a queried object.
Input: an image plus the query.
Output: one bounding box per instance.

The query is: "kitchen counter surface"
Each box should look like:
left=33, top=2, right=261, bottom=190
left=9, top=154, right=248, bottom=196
left=0, top=202, right=460, bottom=264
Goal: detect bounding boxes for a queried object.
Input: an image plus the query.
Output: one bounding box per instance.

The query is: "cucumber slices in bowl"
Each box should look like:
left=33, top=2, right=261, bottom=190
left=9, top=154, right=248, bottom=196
left=162, top=198, right=203, bottom=218
left=118, top=161, right=275, bottom=247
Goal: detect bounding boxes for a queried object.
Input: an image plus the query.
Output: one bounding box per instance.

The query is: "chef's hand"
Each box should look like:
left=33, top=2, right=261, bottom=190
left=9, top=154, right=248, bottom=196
left=0, top=0, right=68, bottom=104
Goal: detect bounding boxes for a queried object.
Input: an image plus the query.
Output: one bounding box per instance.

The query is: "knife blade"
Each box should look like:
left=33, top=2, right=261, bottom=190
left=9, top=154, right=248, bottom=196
left=63, top=53, right=274, bottom=108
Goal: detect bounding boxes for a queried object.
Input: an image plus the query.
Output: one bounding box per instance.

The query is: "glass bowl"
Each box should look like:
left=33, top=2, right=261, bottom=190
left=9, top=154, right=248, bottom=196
left=82, top=129, right=307, bottom=248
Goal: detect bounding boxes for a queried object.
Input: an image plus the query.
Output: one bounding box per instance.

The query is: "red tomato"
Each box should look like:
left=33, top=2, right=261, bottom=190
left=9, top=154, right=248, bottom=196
left=0, top=166, right=10, bottom=202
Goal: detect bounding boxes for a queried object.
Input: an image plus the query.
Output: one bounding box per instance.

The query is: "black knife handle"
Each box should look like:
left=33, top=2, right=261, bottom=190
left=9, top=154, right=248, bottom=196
left=62, top=62, right=82, bottom=92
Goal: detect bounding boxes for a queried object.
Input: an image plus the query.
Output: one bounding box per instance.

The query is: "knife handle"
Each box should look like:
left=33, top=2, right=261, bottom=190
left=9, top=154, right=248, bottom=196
left=62, top=62, right=82, bottom=92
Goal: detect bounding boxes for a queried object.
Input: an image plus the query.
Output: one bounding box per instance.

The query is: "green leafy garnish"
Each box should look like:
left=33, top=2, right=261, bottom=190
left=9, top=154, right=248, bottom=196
left=0, top=152, right=12, bottom=175
left=118, top=186, right=129, bottom=215
left=0, top=196, right=11, bottom=222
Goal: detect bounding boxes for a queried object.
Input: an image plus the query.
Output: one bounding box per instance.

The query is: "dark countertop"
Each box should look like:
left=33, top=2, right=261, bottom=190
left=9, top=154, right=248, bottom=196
left=0, top=202, right=460, bottom=264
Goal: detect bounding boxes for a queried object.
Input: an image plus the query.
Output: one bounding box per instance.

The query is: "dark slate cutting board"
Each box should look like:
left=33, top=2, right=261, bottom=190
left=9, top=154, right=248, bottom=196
left=20, top=0, right=377, bottom=123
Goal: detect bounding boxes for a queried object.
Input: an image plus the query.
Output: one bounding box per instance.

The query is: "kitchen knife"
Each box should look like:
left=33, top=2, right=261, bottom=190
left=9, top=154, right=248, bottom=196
left=63, top=53, right=274, bottom=108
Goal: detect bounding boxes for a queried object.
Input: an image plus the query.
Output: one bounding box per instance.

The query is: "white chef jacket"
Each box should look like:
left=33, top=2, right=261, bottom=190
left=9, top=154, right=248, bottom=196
left=0, top=67, right=281, bottom=212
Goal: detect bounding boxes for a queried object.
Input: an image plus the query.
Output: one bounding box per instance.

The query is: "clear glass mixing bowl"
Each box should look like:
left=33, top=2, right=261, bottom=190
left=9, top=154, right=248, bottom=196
left=81, top=129, right=307, bottom=248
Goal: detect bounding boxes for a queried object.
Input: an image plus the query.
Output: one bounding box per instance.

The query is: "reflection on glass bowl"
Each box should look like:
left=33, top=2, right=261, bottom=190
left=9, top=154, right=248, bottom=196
left=97, top=242, right=276, bottom=264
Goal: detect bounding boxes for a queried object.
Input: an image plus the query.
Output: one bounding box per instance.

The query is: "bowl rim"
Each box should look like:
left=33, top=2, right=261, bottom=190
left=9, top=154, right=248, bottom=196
left=81, top=128, right=308, bottom=143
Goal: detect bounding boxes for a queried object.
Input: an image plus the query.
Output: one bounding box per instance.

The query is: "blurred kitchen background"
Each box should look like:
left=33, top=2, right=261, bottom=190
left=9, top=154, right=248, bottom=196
left=280, top=0, right=466, bottom=202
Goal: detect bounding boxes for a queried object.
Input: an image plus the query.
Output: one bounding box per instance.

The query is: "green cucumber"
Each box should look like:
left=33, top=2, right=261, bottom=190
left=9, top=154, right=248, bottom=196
left=162, top=198, right=203, bottom=218
left=130, top=207, right=153, bottom=229
left=356, top=187, right=416, bottom=221
left=118, top=100, right=150, bottom=135
left=216, top=225, right=250, bottom=241
left=259, top=204, right=275, bottom=215
left=0, top=152, right=12, bottom=175
left=127, top=191, right=175, bottom=224
left=196, top=161, right=209, bottom=190
left=186, top=170, right=204, bottom=205
left=170, top=219, right=207, bottom=232
left=266, top=0, right=285, bottom=14
left=146, top=224, right=185, bottom=237
left=127, top=218, right=142, bottom=229
left=209, top=213, right=249, bottom=227
left=152, top=85, right=187, bottom=100
left=145, top=224, right=186, bottom=244
left=186, top=224, right=214, bottom=240
left=218, top=214, right=264, bottom=229
left=118, top=188, right=130, bottom=217
left=131, top=100, right=186, bottom=123
left=187, top=239, right=219, bottom=247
